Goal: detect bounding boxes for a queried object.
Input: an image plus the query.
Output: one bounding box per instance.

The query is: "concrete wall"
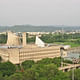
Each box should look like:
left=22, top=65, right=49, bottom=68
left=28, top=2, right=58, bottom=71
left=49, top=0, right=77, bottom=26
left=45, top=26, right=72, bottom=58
left=0, top=46, right=68, bottom=64
left=23, top=32, right=27, bottom=47
left=8, top=49, right=19, bottom=64
left=7, top=31, right=20, bottom=46
left=0, top=49, right=9, bottom=62
left=19, top=46, right=61, bottom=63
left=0, top=48, right=19, bottom=64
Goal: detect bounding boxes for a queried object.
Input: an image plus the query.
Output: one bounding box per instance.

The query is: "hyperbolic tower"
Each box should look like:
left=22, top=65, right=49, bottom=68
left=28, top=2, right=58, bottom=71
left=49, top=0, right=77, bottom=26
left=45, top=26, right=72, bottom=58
left=7, top=31, right=21, bottom=46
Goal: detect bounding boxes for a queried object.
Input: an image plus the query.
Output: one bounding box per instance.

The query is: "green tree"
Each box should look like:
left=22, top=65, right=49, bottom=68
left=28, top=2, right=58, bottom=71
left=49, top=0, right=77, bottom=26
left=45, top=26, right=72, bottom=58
left=0, top=34, right=7, bottom=44
left=22, top=60, right=35, bottom=70
left=0, top=56, right=2, bottom=62
left=27, top=36, right=35, bottom=43
left=7, top=73, right=25, bottom=80
left=52, top=57, right=61, bottom=67
left=69, top=69, right=80, bottom=80
left=37, top=57, right=62, bottom=67
left=54, top=71, right=71, bottom=80
left=32, top=63, right=58, bottom=80
left=23, top=69, right=38, bottom=80
left=0, top=62, right=16, bottom=76
left=74, top=69, right=80, bottom=80
left=42, top=64, right=58, bottom=80
left=0, top=73, right=5, bottom=80
left=37, top=58, right=53, bottom=65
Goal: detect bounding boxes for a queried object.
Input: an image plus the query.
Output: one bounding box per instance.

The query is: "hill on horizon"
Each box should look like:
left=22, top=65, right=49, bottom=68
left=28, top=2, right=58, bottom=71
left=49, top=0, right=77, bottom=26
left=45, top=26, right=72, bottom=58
left=0, top=25, right=80, bottom=32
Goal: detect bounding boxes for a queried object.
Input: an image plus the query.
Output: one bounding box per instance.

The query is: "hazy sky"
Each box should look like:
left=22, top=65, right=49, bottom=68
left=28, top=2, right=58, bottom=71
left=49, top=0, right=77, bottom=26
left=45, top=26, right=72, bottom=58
left=0, top=0, right=80, bottom=26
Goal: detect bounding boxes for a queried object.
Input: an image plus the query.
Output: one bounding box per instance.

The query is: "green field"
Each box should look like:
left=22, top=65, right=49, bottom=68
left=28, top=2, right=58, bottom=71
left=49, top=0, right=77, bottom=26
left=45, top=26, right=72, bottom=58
left=55, top=42, right=80, bottom=47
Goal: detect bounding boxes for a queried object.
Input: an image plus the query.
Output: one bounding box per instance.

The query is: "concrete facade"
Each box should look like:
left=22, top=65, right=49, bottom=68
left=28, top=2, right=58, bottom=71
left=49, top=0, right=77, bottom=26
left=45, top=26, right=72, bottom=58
left=0, top=31, right=67, bottom=64
left=0, top=45, right=61, bottom=64
left=7, top=31, right=21, bottom=46
left=23, top=32, right=27, bottom=47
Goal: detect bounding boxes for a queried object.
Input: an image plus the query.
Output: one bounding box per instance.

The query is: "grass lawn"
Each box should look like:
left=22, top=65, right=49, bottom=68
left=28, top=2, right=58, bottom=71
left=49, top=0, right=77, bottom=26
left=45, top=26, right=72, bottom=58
left=55, top=42, right=80, bottom=48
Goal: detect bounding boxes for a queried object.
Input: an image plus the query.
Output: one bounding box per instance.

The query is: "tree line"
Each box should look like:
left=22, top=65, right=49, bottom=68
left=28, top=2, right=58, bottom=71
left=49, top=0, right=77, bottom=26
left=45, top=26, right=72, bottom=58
left=1, top=33, right=80, bottom=45
left=0, top=57, right=80, bottom=80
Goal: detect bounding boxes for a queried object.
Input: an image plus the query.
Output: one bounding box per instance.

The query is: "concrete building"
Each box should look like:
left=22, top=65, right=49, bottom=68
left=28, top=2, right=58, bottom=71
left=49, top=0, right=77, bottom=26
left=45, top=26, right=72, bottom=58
left=0, top=31, right=67, bottom=64
left=7, top=31, right=21, bottom=46
left=0, top=45, right=61, bottom=64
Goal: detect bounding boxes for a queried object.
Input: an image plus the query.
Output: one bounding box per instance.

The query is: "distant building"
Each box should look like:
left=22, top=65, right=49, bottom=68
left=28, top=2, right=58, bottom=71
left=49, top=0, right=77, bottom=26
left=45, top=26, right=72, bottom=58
left=0, top=31, right=67, bottom=64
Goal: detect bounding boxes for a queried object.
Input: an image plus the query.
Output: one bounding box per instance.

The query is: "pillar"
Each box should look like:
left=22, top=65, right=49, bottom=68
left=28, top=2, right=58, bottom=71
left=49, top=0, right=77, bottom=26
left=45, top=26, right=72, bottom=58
left=23, top=32, right=27, bottom=47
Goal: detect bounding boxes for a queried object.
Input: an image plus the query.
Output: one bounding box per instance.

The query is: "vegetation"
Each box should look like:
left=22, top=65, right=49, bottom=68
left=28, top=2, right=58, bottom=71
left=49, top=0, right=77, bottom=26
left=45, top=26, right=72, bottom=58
left=0, top=33, right=80, bottom=79
left=0, top=62, right=16, bottom=76
left=22, top=60, right=35, bottom=70
left=27, top=36, right=35, bottom=43
left=1, top=33, right=80, bottom=47
left=0, top=34, right=7, bottom=44
left=40, top=33, right=80, bottom=47
left=0, top=56, right=2, bottom=62
left=0, top=57, right=79, bottom=80
left=26, top=33, right=80, bottom=47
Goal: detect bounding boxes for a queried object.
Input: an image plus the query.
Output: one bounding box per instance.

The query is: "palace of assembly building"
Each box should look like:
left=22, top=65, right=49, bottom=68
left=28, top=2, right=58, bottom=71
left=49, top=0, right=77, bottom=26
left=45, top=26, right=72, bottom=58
left=0, top=31, right=68, bottom=64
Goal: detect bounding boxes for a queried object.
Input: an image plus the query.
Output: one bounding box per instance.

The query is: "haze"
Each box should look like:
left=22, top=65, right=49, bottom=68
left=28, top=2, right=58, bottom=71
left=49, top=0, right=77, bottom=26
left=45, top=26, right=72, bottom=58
left=0, top=0, right=80, bottom=26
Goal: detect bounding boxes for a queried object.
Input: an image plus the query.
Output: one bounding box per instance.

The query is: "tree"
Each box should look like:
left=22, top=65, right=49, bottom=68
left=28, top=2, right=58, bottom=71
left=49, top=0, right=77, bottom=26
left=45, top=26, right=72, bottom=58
left=0, top=62, right=16, bottom=76
left=23, top=69, right=38, bottom=80
left=0, top=34, right=7, bottom=44
left=7, top=73, right=25, bottom=80
left=32, top=63, right=58, bottom=80
left=27, top=36, right=35, bottom=43
left=52, top=57, right=61, bottom=67
left=37, top=58, right=53, bottom=65
left=0, top=73, right=5, bottom=80
left=37, top=57, right=62, bottom=67
left=42, top=64, right=58, bottom=80
left=0, top=56, right=2, bottom=62
left=74, top=69, right=80, bottom=80
left=22, top=60, right=35, bottom=70
left=54, top=71, right=70, bottom=80
left=69, top=69, right=80, bottom=80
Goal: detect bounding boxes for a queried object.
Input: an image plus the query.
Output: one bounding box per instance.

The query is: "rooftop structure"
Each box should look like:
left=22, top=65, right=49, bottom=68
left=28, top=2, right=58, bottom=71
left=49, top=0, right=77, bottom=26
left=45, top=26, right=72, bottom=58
left=35, top=36, right=45, bottom=47
left=22, top=32, right=27, bottom=47
left=7, top=31, right=21, bottom=46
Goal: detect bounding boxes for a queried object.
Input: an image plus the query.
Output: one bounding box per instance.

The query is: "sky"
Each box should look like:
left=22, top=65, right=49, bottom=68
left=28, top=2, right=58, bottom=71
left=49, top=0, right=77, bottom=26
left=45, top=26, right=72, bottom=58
left=0, top=0, right=80, bottom=26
